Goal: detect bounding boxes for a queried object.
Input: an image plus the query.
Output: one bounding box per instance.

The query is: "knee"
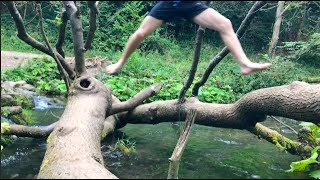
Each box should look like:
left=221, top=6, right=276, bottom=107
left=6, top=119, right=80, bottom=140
left=133, top=29, right=148, bottom=40
left=218, top=18, right=233, bottom=32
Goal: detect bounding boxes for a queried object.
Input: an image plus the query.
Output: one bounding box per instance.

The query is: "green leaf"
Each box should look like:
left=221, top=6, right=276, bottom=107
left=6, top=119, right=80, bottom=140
left=1, top=122, right=10, bottom=134
left=287, top=146, right=319, bottom=172
left=310, top=170, right=320, bottom=179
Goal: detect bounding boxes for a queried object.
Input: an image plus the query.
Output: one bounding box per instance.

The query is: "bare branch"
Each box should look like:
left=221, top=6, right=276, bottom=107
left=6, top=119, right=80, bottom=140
left=178, top=1, right=211, bottom=103
left=270, top=116, right=298, bottom=134
left=247, top=123, right=306, bottom=156
left=1, top=106, right=22, bottom=115
left=5, top=1, right=51, bottom=55
left=63, top=1, right=87, bottom=76
left=167, top=109, right=197, bottom=179
left=55, top=9, right=68, bottom=58
left=117, top=82, right=320, bottom=128
left=4, top=1, right=76, bottom=79
left=37, top=4, right=71, bottom=92
left=84, top=1, right=99, bottom=51
left=2, top=122, right=56, bottom=138
left=191, top=1, right=267, bottom=96
left=178, top=26, right=205, bottom=103
left=110, top=83, right=163, bottom=115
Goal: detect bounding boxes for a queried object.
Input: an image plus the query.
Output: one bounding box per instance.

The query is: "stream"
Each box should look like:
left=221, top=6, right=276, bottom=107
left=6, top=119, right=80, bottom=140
left=0, top=96, right=309, bottom=179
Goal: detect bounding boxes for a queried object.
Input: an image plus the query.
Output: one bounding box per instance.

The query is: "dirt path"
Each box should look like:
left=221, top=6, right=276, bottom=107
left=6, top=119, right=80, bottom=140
left=1, top=51, right=51, bottom=70
left=1, top=50, right=108, bottom=76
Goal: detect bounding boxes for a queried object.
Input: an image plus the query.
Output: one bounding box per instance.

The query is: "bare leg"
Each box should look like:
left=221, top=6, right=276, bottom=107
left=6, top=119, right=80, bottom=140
left=192, top=8, right=271, bottom=75
left=106, top=16, right=163, bottom=74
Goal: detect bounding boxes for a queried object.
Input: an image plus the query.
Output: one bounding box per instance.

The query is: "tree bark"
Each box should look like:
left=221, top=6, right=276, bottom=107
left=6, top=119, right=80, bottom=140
left=63, top=1, right=87, bottom=76
left=117, top=81, right=320, bottom=128
left=268, top=1, right=285, bottom=59
left=37, top=76, right=117, bottom=179
left=167, top=109, right=197, bottom=179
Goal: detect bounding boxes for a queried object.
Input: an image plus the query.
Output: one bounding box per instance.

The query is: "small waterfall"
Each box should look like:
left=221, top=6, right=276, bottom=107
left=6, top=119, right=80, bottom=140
left=33, top=96, right=65, bottom=110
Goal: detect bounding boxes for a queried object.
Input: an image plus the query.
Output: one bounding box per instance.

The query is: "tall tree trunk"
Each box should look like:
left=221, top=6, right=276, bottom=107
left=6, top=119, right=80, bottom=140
left=268, top=1, right=285, bottom=59
left=297, top=1, right=307, bottom=40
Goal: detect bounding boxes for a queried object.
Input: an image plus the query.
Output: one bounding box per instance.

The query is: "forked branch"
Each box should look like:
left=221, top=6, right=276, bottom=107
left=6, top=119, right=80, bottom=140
left=37, top=4, right=70, bottom=92
left=5, top=1, right=75, bottom=79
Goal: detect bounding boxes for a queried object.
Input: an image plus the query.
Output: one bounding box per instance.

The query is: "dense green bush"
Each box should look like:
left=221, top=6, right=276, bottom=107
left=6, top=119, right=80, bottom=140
left=282, top=33, right=320, bottom=66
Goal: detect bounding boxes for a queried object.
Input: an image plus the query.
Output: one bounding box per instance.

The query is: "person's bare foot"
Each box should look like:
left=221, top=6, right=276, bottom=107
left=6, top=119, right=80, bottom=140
left=240, top=63, right=272, bottom=75
left=105, top=62, right=123, bottom=74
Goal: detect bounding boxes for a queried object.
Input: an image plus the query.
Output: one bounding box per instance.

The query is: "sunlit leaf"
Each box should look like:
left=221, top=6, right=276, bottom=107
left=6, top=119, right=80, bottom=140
left=310, top=170, right=320, bottom=179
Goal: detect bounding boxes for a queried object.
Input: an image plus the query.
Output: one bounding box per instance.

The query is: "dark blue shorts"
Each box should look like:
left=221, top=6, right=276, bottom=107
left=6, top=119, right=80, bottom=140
left=148, top=1, right=209, bottom=22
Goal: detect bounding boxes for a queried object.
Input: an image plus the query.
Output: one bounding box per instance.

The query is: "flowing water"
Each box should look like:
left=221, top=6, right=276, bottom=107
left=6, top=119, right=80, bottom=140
left=0, top=97, right=309, bottom=179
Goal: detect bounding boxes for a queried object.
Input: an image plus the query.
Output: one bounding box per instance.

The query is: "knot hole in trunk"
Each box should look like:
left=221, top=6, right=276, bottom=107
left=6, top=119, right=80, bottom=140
left=75, top=76, right=95, bottom=91
left=80, top=79, right=90, bottom=88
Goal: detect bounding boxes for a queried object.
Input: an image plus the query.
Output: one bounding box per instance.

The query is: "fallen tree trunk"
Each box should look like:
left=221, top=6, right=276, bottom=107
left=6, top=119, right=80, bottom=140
left=4, top=81, right=319, bottom=137
left=37, top=76, right=117, bottom=179
left=2, top=81, right=319, bottom=178
left=117, top=81, right=320, bottom=128
left=36, top=77, right=162, bottom=179
left=1, top=106, right=22, bottom=115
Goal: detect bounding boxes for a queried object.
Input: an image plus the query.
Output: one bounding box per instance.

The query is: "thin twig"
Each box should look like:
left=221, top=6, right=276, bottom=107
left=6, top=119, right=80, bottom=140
left=270, top=116, right=298, bottom=134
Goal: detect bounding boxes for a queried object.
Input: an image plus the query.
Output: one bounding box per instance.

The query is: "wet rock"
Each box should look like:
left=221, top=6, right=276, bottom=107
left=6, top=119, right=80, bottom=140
left=1, top=94, right=15, bottom=106
left=20, top=84, right=36, bottom=92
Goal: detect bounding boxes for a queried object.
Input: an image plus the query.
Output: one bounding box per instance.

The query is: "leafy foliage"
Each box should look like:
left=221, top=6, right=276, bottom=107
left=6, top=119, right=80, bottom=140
left=287, top=123, right=320, bottom=179
left=310, top=170, right=320, bottom=179
left=287, top=146, right=319, bottom=172
left=282, top=33, right=320, bottom=66
left=114, top=137, right=136, bottom=155
left=0, top=122, right=10, bottom=134
left=299, top=122, right=320, bottom=143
